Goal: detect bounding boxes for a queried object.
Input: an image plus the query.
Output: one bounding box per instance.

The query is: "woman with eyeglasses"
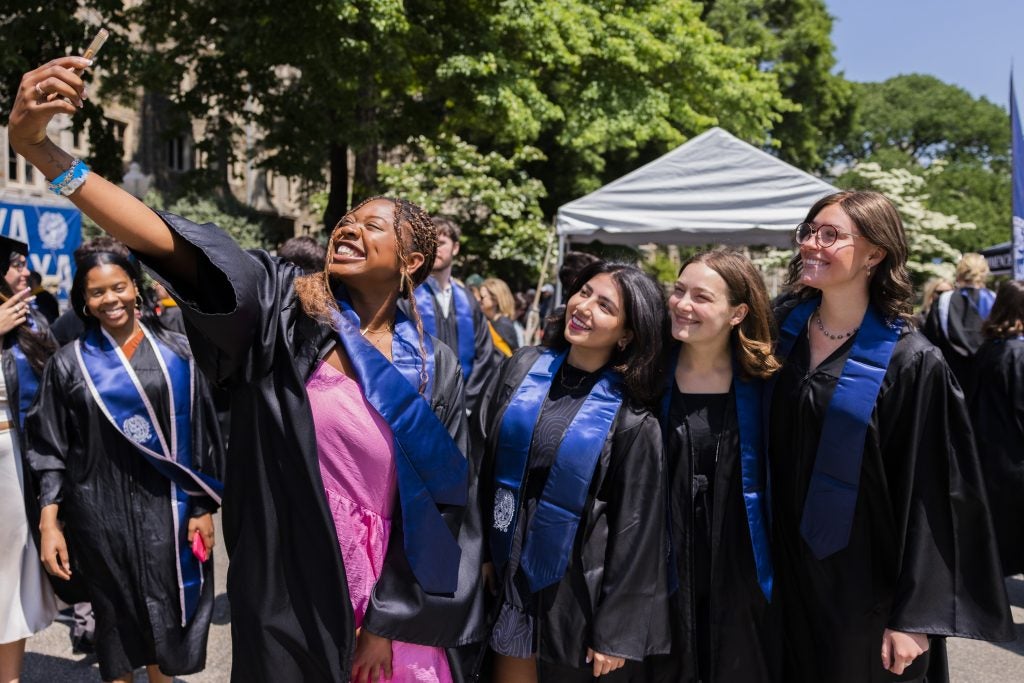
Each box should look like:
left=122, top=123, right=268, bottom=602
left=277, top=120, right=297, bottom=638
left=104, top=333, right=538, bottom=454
left=768, top=191, right=1012, bottom=682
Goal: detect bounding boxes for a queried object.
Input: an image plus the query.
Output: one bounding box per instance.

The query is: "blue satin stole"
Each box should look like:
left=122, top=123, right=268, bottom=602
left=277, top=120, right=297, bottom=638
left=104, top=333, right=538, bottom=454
left=773, top=298, right=901, bottom=559
left=961, top=287, right=995, bottom=319
left=75, top=324, right=223, bottom=626
left=490, top=349, right=623, bottom=593
left=414, top=278, right=476, bottom=380
left=659, top=346, right=774, bottom=601
left=11, top=315, right=41, bottom=429
left=330, top=294, right=467, bottom=594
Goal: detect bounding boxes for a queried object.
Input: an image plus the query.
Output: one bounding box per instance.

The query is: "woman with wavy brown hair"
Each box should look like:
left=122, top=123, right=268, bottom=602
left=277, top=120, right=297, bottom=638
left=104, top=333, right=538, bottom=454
left=8, top=56, right=486, bottom=683
left=969, top=279, right=1024, bottom=577
left=647, top=249, right=780, bottom=683
left=768, top=190, right=1012, bottom=682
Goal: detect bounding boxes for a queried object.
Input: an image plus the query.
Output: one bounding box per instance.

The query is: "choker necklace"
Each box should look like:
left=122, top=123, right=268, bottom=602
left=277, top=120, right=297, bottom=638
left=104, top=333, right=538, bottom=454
left=814, top=308, right=859, bottom=341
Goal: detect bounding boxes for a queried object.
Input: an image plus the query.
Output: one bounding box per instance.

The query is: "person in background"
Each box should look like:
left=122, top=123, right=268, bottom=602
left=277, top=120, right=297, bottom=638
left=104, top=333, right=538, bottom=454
left=479, top=278, right=521, bottom=356
left=28, top=251, right=224, bottom=683
left=279, top=235, right=326, bottom=274
left=968, top=279, right=1024, bottom=577
left=411, top=216, right=496, bottom=414
left=0, top=235, right=60, bottom=683
left=915, top=277, right=953, bottom=327
left=50, top=237, right=133, bottom=346
left=922, top=253, right=994, bottom=388
left=27, top=272, right=59, bottom=324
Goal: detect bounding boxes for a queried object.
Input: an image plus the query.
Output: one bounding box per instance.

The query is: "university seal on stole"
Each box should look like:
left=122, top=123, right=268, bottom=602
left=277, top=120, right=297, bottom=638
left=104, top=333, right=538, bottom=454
left=493, top=488, right=516, bottom=532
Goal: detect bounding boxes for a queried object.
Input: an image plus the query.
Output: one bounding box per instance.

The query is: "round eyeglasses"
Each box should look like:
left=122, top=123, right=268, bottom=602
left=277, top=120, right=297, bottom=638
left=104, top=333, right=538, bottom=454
left=794, top=222, right=865, bottom=248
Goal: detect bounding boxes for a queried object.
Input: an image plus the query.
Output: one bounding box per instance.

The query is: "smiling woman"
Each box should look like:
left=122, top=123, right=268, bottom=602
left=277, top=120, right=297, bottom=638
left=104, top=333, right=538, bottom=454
left=6, top=57, right=486, bottom=683
left=769, top=191, right=1013, bottom=682
left=476, top=261, right=671, bottom=682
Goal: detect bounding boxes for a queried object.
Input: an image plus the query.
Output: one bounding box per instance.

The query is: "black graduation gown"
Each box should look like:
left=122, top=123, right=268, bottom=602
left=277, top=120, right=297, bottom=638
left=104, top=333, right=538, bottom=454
left=404, top=279, right=497, bottom=415
left=648, top=384, right=781, bottom=683
left=135, top=212, right=487, bottom=683
left=25, top=331, right=223, bottom=680
left=477, top=347, right=671, bottom=676
left=968, top=337, right=1024, bottom=576
left=922, top=288, right=991, bottom=389
left=769, top=318, right=1014, bottom=683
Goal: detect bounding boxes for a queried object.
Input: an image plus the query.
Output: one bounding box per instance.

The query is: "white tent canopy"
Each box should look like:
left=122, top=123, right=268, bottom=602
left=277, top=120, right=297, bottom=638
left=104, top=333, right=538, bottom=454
left=555, top=127, right=839, bottom=249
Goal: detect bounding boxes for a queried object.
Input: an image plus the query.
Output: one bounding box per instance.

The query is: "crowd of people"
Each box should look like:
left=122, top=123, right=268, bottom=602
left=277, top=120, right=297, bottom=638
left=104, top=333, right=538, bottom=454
left=0, top=55, right=1022, bottom=683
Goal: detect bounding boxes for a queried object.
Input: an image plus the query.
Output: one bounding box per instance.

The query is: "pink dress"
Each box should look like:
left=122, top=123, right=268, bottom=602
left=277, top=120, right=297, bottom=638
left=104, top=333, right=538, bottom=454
left=307, top=361, right=453, bottom=683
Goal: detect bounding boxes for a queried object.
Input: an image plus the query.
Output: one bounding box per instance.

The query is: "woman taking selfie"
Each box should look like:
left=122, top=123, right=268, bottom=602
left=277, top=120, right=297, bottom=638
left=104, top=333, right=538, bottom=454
left=9, top=56, right=485, bottom=682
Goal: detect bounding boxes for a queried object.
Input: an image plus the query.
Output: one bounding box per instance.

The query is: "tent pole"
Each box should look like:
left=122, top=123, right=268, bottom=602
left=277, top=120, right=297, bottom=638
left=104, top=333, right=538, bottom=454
left=554, top=231, right=567, bottom=303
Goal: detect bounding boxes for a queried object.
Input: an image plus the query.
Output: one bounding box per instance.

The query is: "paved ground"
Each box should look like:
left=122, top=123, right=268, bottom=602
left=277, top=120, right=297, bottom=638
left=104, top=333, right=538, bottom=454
left=19, top=525, right=1024, bottom=681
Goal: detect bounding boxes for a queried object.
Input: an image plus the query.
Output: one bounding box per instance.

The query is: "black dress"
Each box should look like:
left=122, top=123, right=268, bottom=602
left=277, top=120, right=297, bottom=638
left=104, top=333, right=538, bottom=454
left=133, top=212, right=487, bottom=683
left=25, top=332, right=223, bottom=680
left=769, top=321, right=1013, bottom=683
left=968, top=336, right=1024, bottom=575
left=647, top=386, right=781, bottom=683
left=477, top=346, right=670, bottom=681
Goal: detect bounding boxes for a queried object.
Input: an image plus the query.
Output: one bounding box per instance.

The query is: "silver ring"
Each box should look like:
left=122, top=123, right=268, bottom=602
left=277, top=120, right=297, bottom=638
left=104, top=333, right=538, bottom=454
left=34, top=83, right=45, bottom=99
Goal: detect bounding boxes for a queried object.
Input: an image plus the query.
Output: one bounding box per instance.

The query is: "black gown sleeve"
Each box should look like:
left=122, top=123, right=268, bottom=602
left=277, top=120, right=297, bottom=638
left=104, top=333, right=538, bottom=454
left=25, top=353, right=73, bottom=508
left=137, top=211, right=293, bottom=386
left=188, top=363, right=227, bottom=518
left=590, top=412, right=668, bottom=660
left=879, top=344, right=1014, bottom=641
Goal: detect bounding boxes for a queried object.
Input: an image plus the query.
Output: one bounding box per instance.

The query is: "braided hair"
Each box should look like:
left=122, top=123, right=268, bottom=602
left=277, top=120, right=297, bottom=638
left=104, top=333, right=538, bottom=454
left=295, top=196, right=438, bottom=393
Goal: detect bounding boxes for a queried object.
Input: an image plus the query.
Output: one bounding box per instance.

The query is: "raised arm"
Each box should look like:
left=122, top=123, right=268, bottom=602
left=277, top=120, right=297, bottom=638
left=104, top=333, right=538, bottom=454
left=8, top=57, right=198, bottom=287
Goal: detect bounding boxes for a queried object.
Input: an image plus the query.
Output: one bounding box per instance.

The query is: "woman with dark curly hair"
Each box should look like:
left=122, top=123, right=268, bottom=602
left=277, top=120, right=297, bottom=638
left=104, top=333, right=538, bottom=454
left=8, top=56, right=485, bottom=683
left=477, top=261, right=670, bottom=682
left=769, top=191, right=1012, bottom=682
left=968, top=279, right=1024, bottom=577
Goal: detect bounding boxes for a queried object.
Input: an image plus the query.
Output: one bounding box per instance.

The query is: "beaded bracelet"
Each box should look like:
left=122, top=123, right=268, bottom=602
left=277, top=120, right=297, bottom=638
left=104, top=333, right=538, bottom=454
left=48, top=159, right=91, bottom=197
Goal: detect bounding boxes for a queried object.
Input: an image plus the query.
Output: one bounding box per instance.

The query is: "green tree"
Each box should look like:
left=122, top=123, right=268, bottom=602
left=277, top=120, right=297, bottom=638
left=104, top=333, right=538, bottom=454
left=832, top=75, right=1011, bottom=253
left=377, top=134, right=548, bottom=284
left=701, top=0, right=854, bottom=172
left=0, top=1, right=140, bottom=180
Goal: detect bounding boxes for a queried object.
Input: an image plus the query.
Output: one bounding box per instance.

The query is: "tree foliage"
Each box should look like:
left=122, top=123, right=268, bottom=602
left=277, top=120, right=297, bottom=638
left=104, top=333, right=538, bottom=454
left=701, top=0, right=854, bottom=172
left=378, top=134, right=549, bottom=284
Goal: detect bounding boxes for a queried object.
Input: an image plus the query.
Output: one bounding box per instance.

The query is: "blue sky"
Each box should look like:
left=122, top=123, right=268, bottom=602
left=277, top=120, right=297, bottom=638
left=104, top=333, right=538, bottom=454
left=825, top=0, right=1023, bottom=108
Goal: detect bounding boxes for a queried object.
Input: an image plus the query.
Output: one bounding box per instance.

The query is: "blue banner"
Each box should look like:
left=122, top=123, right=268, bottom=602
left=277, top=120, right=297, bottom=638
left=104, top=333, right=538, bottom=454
left=1012, top=75, right=1024, bottom=280
left=0, top=201, right=82, bottom=304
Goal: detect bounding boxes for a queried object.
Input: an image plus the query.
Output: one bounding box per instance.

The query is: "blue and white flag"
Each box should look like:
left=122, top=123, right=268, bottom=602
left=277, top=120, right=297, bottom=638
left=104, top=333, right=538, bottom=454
left=0, top=201, right=82, bottom=303
left=1012, top=74, right=1024, bottom=279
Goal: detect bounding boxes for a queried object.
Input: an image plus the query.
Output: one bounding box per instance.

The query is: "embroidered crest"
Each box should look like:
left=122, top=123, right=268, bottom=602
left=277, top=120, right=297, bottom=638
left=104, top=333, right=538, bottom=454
left=493, top=488, right=516, bottom=533
left=122, top=415, right=152, bottom=444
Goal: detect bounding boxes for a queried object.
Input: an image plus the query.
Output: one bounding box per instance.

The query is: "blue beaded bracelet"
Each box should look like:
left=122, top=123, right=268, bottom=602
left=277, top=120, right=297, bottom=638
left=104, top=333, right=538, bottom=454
left=48, top=159, right=91, bottom=197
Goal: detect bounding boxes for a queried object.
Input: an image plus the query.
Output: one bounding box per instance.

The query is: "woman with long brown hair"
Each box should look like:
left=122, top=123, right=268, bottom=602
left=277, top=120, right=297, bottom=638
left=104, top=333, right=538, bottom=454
left=968, top=279, right=1024, bottom=577
left=769, top=190, right=1012, bottom=681
left=648, top=249, right=780, bottom=683
left=8, top=56, right=485, bottom=683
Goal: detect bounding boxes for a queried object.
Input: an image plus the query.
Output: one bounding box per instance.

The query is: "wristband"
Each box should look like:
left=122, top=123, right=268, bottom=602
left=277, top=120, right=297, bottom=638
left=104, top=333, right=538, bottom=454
left=48, top=159, right=91, bottom=197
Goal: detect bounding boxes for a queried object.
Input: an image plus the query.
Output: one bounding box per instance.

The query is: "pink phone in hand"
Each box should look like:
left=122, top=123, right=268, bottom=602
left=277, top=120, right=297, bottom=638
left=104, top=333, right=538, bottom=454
left=191, top=532, right=208, bottom=563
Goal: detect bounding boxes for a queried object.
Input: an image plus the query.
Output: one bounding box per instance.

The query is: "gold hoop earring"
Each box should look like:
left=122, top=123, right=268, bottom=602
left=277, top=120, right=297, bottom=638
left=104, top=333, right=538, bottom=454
left=135, top=293, right=145, bottom=309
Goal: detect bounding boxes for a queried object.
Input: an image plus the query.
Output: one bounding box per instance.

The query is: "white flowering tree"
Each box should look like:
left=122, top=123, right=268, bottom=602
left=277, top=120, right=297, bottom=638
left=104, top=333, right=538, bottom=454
left=845, top=161, right=973, bottom=281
